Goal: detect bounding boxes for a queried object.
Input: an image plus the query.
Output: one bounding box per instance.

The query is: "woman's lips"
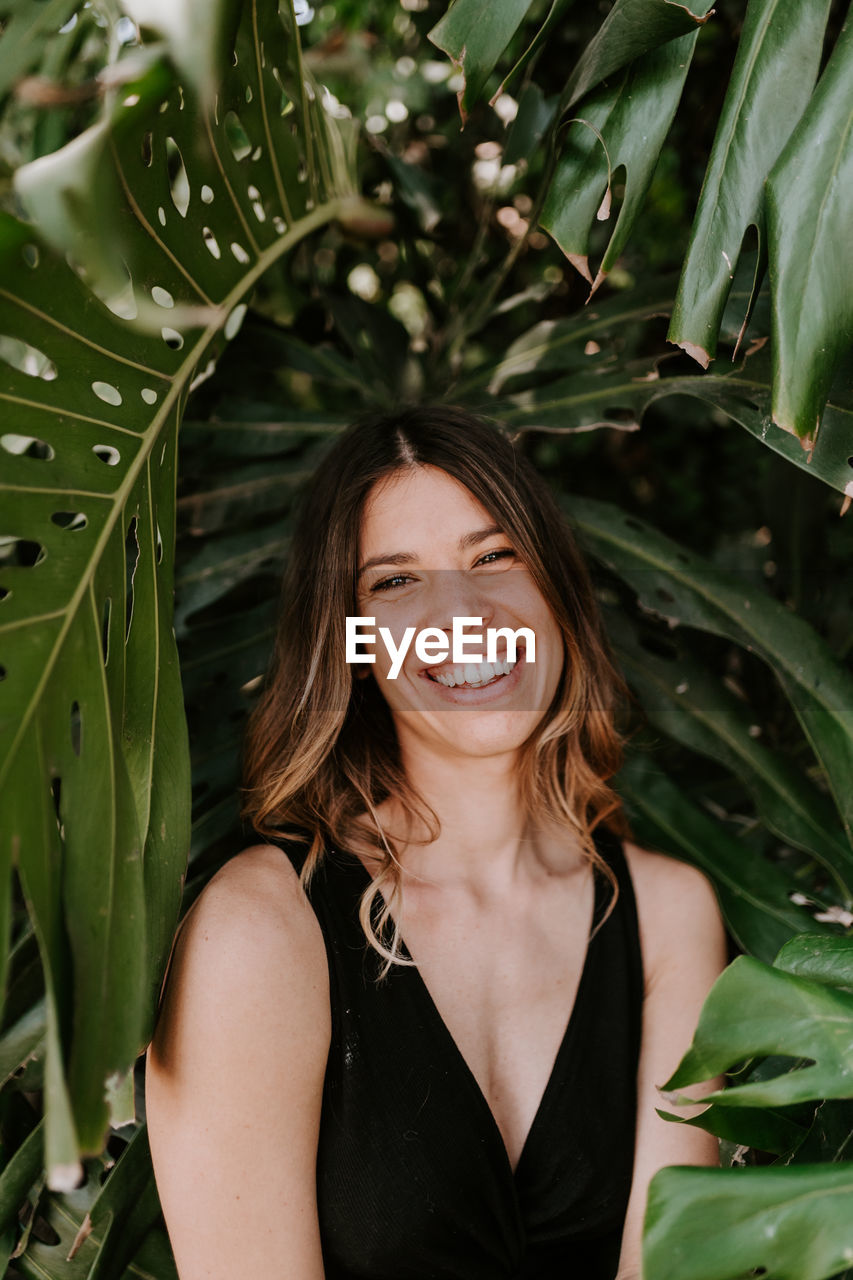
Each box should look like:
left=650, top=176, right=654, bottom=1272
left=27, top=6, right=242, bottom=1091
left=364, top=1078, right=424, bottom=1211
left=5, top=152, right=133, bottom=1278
left=414, top=649, right=527, bottom=705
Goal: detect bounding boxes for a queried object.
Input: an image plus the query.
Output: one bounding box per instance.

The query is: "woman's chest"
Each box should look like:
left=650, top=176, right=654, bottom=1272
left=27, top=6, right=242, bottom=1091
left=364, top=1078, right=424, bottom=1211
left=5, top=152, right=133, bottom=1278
left=316, top=913, right=640, bottom=1280
left=396, top=883, right=596, bottom=1171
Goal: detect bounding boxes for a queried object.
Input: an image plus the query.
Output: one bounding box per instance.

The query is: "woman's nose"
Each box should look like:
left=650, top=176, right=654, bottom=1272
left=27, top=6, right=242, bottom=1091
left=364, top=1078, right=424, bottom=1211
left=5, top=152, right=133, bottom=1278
left=425, top=570, right=496, bottom=633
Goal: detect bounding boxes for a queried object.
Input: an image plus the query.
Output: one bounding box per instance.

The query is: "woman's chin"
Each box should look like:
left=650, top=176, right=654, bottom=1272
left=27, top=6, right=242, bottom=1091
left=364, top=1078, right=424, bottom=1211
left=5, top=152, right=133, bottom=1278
left=395, top=705, right=541, bottom=762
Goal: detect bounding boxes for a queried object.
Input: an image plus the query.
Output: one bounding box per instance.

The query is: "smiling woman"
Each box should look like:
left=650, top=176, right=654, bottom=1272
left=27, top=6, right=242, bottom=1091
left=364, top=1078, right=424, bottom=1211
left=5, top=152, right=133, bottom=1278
left=145, top=406, right=727, bottom=1280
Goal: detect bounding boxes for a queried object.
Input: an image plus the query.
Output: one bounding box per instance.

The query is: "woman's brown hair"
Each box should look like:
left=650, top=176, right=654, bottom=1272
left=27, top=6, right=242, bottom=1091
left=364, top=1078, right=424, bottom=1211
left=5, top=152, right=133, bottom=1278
left=242, top=405, right=631, bottom=968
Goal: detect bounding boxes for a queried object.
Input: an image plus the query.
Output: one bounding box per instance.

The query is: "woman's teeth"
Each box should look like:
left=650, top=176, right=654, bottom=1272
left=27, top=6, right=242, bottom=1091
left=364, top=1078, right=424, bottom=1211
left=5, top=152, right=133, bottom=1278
left=430, top=659, right=516, bottom=688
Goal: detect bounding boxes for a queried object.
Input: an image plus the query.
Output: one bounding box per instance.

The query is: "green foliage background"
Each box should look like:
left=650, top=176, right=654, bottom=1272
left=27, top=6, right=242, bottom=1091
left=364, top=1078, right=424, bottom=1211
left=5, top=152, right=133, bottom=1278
left=0, top=0, right=851, bottom=1275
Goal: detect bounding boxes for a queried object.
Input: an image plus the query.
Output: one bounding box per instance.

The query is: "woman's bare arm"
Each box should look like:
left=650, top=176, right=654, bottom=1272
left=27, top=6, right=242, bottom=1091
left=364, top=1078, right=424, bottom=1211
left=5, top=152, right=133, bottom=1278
left=616, top=846, right=729, bottom=1280
left=146, top=844, right=330, bottom=1280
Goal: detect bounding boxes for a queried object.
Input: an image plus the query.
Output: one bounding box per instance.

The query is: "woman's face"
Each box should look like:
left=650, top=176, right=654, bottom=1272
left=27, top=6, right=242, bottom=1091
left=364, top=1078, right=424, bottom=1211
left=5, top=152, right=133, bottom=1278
left=354, top=465, right=564, bottom=766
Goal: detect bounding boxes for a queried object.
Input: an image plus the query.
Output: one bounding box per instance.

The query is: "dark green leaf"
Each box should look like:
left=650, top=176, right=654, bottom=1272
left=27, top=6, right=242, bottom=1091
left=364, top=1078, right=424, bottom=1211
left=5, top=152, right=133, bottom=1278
left=608, top=609, right=853, bottom=893
left=656, top=1101, right=809, bottom=1156
left=669, top=0, right=831, bottom=366
left=766, top=15, right=853, bottom=443
left=0, top=1120, right=43, bottom=1241
left=497, top=334, right=852, bottom=496
left=561, top=0, right=713, bottom=110
left=542, top=32, right=698, bottom=290
left=571, top=496, right=853, bottom=844
left=428, top=0, right=537, bottom=119
left=617, top=753, right=830, bottom=963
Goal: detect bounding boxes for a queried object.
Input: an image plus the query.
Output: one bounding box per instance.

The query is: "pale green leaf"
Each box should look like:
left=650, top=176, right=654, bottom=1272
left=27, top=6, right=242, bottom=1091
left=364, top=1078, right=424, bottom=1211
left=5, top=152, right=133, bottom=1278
left=645, top=1162, right=853, bottom=1280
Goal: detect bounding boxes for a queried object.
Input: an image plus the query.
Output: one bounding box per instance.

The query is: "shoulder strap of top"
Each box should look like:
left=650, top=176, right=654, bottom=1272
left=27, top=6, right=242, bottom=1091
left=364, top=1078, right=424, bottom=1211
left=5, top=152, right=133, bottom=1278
left=265, top=832, right=311, bottom=877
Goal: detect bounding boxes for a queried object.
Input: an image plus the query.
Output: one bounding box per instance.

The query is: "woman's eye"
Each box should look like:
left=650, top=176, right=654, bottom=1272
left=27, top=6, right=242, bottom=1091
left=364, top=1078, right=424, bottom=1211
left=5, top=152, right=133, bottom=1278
left=371, top=573, right=414, bottom=592
left=475, top=548, right=516, bottom=567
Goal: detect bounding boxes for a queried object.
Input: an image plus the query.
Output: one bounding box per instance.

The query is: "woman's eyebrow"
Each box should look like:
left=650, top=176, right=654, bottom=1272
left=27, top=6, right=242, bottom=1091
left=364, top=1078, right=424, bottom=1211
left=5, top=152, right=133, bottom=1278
left=459, top=524, right=504, bottom=549
left=357, top=551, right=418, bottom=578
left=358, top=528, right=505, bottom=577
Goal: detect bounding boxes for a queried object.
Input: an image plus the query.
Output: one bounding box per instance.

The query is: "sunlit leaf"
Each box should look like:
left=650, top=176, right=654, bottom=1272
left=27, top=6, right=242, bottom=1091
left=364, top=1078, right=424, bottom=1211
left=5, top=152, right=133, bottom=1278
left=665, top=956, right=853, bottom=1106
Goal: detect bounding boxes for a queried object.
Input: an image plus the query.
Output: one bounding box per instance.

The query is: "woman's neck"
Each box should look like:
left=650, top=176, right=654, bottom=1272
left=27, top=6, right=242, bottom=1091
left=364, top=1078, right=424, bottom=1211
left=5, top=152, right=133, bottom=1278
left=386, top=742, right=543, bottom=889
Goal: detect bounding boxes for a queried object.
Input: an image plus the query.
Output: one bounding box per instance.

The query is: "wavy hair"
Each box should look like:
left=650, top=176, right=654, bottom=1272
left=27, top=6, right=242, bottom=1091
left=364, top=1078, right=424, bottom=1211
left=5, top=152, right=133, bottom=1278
left=242, top=405, right=631, bottom=968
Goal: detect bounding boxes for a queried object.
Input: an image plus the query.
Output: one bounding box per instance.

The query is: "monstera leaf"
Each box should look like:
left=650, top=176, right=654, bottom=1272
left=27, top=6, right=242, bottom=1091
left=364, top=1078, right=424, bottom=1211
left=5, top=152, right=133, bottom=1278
left=668, top=0, right=832, bottom=367
left=429, top=0, right=852, bottom=444
left=0, top=0, right=373, bottom=1184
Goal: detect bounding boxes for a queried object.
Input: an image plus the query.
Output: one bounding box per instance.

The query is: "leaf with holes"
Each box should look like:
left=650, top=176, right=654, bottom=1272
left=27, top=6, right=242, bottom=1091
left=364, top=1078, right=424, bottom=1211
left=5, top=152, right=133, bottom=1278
left=668, top=0, right=832, bottom=367
left=541, top=31, right=699, bottom=292
left=496, top=331, right=853, bottom=497
left=0, top=0, right=363, bottom=1182
left=8, top=1127, right=177, bottom=1280
left=665, top=955, right=853, bottom=1108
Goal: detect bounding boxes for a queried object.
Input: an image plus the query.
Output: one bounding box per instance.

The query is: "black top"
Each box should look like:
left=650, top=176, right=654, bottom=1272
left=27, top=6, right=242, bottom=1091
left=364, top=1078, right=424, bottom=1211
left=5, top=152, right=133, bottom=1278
left=277, top=828, right=643, bottom=1280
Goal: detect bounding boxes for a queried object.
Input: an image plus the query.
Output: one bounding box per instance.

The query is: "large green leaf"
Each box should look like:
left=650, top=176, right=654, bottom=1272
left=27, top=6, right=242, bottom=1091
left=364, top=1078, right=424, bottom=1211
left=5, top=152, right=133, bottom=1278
left=608, top=610, right=853, bottom=894
left=541, top=32, right=699, bottom=291
left=645, top=1162, right=853, bottom=1280
left=570, top=497, right=853, bottom=843
left=665, top=955, right=853, bottom=1107
left=427, top=0, right=537, bottom=119
left=429, top=0, right=711, bottom=119
left=617, top=754, right=832, bottom=963
left=766, top=14, right=853, bottom=443
left=498, top=338, right=853, bottom=496
left=11, top=1126, right=178, bottom=1280
left=559, top=0, right=712, bottom=110
left=668, top=0, right=832, bottom=366
left=0, top=0, right=365, bottom=1177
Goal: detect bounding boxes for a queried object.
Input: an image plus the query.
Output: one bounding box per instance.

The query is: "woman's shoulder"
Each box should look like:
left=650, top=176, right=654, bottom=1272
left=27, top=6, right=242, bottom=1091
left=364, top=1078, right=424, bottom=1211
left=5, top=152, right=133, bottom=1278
left=621, top=839, right=727, bottom=986
left=154, top=844, right=329, bottom=1048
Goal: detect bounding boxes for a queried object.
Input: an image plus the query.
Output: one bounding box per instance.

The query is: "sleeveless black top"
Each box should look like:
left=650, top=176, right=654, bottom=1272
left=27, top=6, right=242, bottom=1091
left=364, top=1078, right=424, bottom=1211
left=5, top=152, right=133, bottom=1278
left=279, top=828, right=643, bottom=1280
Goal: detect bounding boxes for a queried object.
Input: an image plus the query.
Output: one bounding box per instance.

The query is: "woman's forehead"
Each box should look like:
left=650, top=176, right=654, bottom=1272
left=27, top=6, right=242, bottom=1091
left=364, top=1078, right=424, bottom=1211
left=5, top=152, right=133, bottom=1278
left=359, top=465, right=495, bottom=556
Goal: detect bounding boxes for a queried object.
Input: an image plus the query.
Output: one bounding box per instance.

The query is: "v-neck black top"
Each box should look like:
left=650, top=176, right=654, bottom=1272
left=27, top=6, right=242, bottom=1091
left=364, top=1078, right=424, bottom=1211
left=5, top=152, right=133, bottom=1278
left=278, top=827, right=643, bottom=1280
